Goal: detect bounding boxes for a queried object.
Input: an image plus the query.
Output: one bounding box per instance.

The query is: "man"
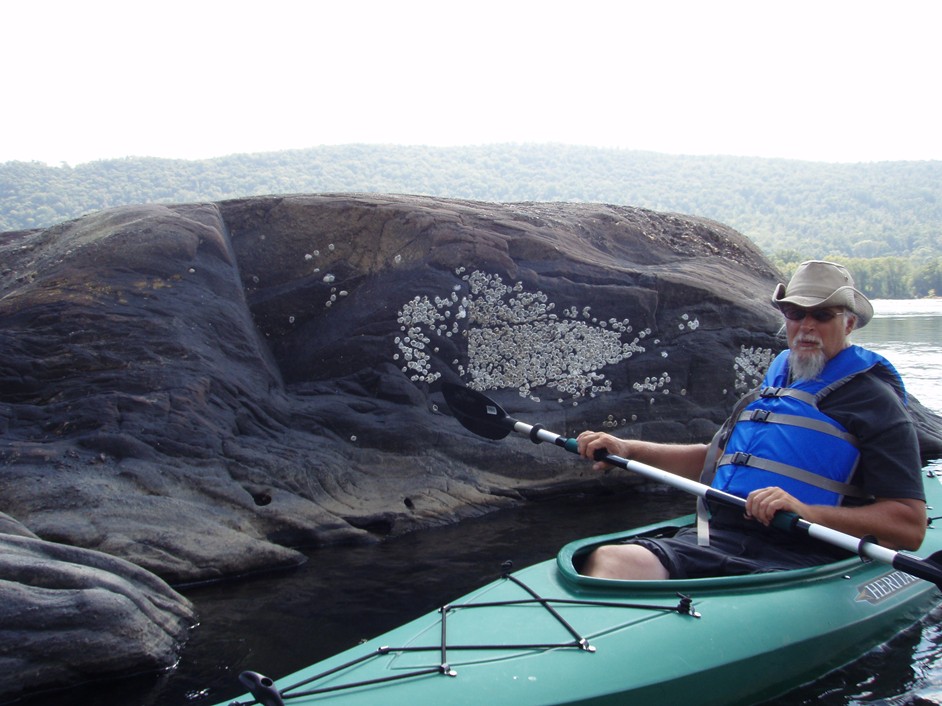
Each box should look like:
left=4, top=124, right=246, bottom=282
left=577, top=260, right=926, bottom=580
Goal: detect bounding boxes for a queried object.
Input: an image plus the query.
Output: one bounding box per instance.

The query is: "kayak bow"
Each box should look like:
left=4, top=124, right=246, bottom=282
left=215, top=489, right=942, bottom=706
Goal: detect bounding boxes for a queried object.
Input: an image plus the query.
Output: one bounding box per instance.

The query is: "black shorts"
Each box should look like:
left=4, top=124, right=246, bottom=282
left=632, top=514, right=852, bottom=579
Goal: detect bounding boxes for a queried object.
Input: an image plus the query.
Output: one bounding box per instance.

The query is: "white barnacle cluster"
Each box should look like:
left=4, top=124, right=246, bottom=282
left=602, top=414, right=630, bottom=430
left=391, top=273, right=474, bottom=383
left=299, top=245, right=342, bottom=308
left=393, top=269, right=650, bottom=402
left=324, top=286, right=346, bottom=308
left=734, top=345, right=774, bottom=391
left=460, top=272, right=647, bottom=402
left=632, top=372, right=671, bottom=395
left=679, top=312, right=700, bottom=331
left=393, top=269, right=722, bottom=411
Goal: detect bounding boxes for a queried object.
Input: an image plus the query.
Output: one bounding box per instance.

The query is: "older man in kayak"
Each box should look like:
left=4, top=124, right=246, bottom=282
left=577, top=260, right=926, bottom=580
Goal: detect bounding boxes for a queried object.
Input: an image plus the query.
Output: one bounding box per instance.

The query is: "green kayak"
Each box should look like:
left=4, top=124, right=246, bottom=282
left=216, top=471, right=942, bottom=706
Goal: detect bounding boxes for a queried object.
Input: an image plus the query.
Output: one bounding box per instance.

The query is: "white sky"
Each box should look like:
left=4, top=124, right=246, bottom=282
left=3, top=0, right=941, bottom=166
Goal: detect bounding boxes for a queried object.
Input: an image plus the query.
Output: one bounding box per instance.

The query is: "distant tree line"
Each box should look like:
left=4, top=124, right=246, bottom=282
left=772, top=254, right=942, bottom=299
left=2, top=144, right=940, bottom=298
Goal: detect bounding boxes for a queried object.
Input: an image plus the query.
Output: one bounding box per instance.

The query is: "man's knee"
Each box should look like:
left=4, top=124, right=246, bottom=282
left=582, top=543, right=669, bottom=580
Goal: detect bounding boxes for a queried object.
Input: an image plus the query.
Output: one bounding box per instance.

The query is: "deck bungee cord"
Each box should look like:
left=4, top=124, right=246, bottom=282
left=228, top=568, right=700, bottom=706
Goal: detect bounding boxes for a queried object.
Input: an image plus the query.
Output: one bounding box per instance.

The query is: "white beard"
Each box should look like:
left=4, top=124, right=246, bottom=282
left=789, top=348, right=827, bottom=382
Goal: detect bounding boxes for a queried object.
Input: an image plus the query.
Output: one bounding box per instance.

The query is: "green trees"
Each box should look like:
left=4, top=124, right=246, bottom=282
left=912, top=258, right=942, bottom=297
left=771, top=254, right=942, bottom=299
left=2, top=145, right=940, bottom=298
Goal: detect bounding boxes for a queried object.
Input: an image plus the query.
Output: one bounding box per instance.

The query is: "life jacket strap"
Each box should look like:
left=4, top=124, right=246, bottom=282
left=759, top=386, right=818, bottom=406
left=734, top=409, right=860, bottom=446
left=718, top=452, right=869, bottom=499
left=697, top=389, right=762, bottom=547
left=696, top=497, right=712, bottom=547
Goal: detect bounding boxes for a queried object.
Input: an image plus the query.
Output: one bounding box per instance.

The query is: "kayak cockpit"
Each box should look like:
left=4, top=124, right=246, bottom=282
left=555, top=512, right=881, bottom=594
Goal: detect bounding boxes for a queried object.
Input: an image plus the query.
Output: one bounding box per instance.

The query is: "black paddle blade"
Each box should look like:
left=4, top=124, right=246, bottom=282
left=441, top=383, right=515, bottom=440
left=896, top=550, right=942, bottom=591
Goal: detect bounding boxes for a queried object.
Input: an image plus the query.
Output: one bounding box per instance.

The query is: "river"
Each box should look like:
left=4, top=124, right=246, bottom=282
left=22, top=299, right=942, bottom=706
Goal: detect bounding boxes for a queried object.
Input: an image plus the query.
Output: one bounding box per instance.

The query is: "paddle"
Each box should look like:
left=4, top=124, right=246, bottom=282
left=441, top=382, right=942, bottom=590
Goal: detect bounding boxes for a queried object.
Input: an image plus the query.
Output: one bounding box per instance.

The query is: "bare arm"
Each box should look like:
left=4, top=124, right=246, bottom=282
left=576, top=431, right=708, bottom=481
left=745, top=488, right=927, bottom=551
left=577, top=432, right=927, bottom=551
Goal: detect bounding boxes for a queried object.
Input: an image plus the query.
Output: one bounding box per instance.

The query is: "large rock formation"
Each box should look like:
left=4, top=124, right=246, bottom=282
left=2, top=194, right=940, bottom=589
left=4, top=193, right=942, bottom=700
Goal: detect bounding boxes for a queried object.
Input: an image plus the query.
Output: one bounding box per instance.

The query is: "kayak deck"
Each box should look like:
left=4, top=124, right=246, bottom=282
left=217, top=473, right=942, bottom=706
left=261, top=568, right=700, bottom=703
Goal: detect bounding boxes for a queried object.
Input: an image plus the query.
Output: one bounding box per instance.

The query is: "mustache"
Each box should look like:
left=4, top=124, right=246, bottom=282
left=794, top=335, right=823, bottom=347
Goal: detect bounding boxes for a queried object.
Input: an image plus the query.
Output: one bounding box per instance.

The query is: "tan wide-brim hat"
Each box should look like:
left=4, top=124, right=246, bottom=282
left=771, top=260, right=873, bottom=328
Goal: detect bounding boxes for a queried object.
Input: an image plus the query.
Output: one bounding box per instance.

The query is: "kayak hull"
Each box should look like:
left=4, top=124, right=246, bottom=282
left=216, top=473, right=942, bottom=706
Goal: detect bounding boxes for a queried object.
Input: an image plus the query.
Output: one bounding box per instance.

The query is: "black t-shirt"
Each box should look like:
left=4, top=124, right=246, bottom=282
left=817, top=370, right=924, bottom=503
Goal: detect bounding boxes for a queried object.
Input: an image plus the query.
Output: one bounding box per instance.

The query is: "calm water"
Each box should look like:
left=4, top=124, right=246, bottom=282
left=22, top=300, right=942, bottom=706
left=854, top=299, right=942, bottom=415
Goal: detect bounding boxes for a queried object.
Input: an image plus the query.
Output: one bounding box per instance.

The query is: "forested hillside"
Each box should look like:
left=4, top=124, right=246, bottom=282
left=2, top=145, right=940, bottom=295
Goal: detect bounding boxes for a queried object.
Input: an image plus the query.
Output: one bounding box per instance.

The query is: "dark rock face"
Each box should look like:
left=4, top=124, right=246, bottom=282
left=0, top=513, right=195, bottom=703
left=2, top=194, right=940, bottom=591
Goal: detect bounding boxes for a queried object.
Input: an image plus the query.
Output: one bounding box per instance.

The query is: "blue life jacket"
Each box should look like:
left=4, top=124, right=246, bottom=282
left=708, top=345, right=907, bottom=506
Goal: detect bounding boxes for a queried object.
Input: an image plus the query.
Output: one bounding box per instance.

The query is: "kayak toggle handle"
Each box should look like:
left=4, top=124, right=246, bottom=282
left=237, top=671, right=285, bottom=706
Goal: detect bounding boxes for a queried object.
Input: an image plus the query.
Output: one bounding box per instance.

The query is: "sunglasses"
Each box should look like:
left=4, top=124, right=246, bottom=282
left=781, top=307, right=845, bottom=323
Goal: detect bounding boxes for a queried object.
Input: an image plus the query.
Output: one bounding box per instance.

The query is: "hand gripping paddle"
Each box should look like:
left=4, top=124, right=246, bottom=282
left=441, top=383, right=942, bottom=590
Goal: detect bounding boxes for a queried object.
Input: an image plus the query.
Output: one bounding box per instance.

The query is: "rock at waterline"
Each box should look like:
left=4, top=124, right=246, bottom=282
left=3, top=193, right=941, bottom=591
left=0, top=512, right=195, bottom=703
